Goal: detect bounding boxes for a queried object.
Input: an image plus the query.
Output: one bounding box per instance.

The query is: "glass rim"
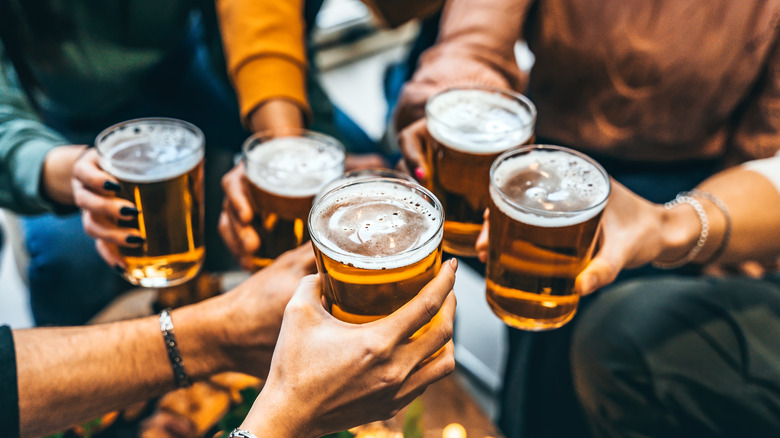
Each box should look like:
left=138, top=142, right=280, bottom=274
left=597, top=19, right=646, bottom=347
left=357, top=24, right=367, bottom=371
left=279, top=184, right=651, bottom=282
left=489, top=144, right=612, bottom=218
left=242, top=128, right=346, bottom=168
left=95, top=117, right=204, bottom=157
left=425, top=86, right=537, bottom=136
left=308, top=177, right=444, bottom=264
left=314, top=168, right=416, bottom=204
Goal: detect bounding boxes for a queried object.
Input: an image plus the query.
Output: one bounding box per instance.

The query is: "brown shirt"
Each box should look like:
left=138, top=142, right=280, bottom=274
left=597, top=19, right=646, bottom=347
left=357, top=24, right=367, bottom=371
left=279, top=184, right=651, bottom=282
left=404, top=0, right=780, bottom=163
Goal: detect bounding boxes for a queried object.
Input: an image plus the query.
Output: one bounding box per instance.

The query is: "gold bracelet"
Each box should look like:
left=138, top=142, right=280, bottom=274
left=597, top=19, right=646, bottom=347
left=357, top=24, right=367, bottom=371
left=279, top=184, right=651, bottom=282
left=652, top=194, right=709, bottom=269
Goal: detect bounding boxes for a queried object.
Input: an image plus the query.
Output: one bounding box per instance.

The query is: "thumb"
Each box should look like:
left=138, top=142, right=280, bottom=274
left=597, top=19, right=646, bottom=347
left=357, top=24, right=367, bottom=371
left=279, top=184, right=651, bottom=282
left=288, top=274, right=324, bottom=306
left=398, top=119, right=430, bottom=185
left=575, top=256, right=620, bottom=296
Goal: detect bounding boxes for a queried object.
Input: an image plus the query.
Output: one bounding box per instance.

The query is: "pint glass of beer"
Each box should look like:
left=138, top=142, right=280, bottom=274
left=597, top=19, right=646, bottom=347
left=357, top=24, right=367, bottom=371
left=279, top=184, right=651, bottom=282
left=425, top=87, right=536, bottom=257
left=309, top=178, right=444, bottom=323
left=243, top=130, right=345, bottom=270
left=315, top=168, right=415, bottom=202
left=96, top=118, right=205, bottom=288
left=486, top=145, right=610, bottom=331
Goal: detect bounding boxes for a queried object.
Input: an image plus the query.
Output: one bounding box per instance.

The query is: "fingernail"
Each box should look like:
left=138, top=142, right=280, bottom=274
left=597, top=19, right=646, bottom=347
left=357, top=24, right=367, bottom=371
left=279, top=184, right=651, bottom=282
left=126, top=235, right=145, bottom=245
left=449, top=258, right=458, bottom=271
left=103, top=181, right=121, bottom=192
left=119, top=206, right=139, bottom=216
left=114, top=264, right=126, bottom=275
left=414, top=167, right=426, bottom=181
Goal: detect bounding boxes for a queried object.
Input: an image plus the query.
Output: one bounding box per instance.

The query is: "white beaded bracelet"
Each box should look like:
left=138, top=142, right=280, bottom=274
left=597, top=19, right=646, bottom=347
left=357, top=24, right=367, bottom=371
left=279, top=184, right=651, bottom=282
left=652, top=194, right=709, bottom=269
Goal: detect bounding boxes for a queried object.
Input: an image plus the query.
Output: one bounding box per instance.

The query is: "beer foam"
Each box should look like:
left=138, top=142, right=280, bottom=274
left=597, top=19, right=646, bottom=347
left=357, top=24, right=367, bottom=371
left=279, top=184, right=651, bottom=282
left=99, top=123, right=203, bottom=183
left=490, top=149, right=610, bottom=227
left=246, top=136, right=345, bottom=197
left=427, top=89, right=534, bottom=154
left=310, top=181, right=443, bottom=270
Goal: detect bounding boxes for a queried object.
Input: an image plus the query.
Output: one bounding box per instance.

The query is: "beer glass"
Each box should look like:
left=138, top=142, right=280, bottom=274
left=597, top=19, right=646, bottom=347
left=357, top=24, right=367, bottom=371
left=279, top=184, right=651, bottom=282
left=96, top=118, right=205, bottom=288
left=309, top=178, right=444, bottom=324
left=486, top=145, right=610, bottom=331
left=425, top=86, right=536, bottom=257
left=316, top=168, right=415, bottom=202
left=243, top=129, right=345, bottom=270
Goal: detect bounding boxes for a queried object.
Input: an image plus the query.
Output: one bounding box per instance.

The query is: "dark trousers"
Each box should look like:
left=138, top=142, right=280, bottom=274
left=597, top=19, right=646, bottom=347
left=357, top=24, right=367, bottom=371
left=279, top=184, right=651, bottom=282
left=572, top=273, right=780, bottom=438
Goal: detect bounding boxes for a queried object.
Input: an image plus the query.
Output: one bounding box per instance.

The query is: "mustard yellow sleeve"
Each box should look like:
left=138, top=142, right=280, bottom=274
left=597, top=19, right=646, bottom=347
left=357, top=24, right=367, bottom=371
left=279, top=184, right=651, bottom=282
left=217, top=0, right=310, bottom=126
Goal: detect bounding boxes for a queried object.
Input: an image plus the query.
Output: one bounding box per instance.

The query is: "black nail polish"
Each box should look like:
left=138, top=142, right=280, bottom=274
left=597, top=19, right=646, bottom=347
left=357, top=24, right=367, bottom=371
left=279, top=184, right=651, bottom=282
left=103, top=181, right=121, bottom=192
left=114, top=264, right=126, bottom=275
left=119, top=206, right=139, bottom=216
left=126, top=235, right=145, bottom=245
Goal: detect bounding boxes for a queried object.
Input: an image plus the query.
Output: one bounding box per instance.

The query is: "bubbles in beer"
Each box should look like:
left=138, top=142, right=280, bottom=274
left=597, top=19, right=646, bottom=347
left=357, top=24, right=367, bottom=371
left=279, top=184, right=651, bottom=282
left=427, top=89, right=534, bottom=154
left=246, top=137, right=345, bottom=197
left=491, top=150, right=609, bottom=226
left=311, top=182, right=442, bottom=269
left=100, top=121, right=203, bottom=183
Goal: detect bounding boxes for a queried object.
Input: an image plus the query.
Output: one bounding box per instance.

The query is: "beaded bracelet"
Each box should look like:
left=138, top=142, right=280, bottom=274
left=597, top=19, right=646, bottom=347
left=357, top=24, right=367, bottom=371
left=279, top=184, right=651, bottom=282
left=652, top=194, right=709, bottom=269
left=159, top=309, right=193, bottom=388
left=688, top=189, right=732, bottom=265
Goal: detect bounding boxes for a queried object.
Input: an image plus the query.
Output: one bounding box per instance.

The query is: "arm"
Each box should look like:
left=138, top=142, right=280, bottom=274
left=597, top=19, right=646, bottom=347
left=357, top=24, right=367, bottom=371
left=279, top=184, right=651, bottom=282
left=16, top=244, right=316, bottom=438
left=577, top=161, right=780, bottom=293
left=728, top=26, right=780, bottom=164
left=0, top=44, right=81, bottom=213
left=394, top=0, right=534, bottom=131
left=216, top=0, right=308, bottom=132
left=394, top=0, right=534, bottom=180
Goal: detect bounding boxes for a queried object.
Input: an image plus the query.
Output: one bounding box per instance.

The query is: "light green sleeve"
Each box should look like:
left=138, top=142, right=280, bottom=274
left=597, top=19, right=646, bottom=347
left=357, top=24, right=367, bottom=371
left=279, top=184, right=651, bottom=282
left=0, top=43, right=69, bottom=215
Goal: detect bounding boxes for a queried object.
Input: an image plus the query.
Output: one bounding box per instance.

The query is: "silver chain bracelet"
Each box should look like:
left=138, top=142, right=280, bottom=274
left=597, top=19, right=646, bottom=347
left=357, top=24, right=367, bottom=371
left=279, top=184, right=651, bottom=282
left=652, top=194, right=709, bottom=269
left=159, top=308, right=193, bottom=388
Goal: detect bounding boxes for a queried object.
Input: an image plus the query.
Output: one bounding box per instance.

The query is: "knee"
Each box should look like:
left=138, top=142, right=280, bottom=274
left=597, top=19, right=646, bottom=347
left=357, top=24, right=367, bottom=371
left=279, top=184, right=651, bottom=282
left=570, top=276, right=718, bottom=433
left=571, top=283, right=650, bottom=415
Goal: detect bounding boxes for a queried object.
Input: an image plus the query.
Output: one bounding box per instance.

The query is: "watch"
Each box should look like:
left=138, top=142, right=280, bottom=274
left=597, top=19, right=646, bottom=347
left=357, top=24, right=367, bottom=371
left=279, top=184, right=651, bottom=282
left=229, top=429, right=258, bottom=438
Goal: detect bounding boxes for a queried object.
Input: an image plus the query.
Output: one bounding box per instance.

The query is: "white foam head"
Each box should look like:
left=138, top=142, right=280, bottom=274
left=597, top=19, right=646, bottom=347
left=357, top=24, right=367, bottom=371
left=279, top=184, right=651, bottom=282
left=245, top=135, right=345, bottom=198
left=97, top=119, right=204, bottom=183
left=490, top=147, right=610, bottom=227
left=427, top=88, right=536, bottom=154
left=310, top=179, right=443, bottom=270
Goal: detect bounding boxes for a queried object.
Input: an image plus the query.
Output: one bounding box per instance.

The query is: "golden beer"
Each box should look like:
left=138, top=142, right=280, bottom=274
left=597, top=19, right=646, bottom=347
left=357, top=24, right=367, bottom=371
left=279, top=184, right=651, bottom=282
left=486, top=145, right=610, bottom=331
left=96, top=118, right=205, bottom=288
left=243, top=131, right=345, bottom=270
left=426, top=87, right=536, bottom=257
left=309, top=178, right=444, bottom=323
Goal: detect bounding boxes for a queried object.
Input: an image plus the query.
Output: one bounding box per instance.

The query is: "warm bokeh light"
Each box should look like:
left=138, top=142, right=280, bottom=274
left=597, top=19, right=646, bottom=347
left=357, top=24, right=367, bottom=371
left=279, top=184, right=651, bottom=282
left=442, top=423, right=467, bottom=438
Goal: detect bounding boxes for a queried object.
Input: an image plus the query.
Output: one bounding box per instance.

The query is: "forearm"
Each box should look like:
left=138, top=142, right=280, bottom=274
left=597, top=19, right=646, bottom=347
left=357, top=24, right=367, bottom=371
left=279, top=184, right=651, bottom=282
left=417, top=0, right=531, bottom=86
left=656, top=165, right=780, bottom=266
left=0, top=53, right=71, bottom=213
left=395, top=0, right=533, bottom=130
left=695, top=166, right=780, bottom=263
left=217, top=0, right=310, bottom=125
left=15, top=305, right=230, bottom=438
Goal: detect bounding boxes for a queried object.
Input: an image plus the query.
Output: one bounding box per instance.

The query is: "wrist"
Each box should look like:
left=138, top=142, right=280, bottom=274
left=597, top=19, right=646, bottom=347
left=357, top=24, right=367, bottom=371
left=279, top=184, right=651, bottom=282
left=656, top=197, right=706, bottom=266
left=239, top=382, right=315, bottom=438
left=171, top=301, right=233, bottom=379
left=249, top=100, right=304, bottom=134
left=41, top=144, right=88, bottom=206
left=197, top=287, right=279, bottom=377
